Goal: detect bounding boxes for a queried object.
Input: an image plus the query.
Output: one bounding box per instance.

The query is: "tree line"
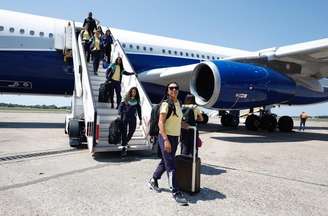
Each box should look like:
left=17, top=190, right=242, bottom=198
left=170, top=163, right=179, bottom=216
left=0, top=103, right=70, bottom=110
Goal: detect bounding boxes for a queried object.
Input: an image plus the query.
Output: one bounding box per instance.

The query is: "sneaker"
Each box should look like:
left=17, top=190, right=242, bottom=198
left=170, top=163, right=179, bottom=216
left=148, top=178, right=161, bottom=193
left=121, top=147, right=127, bottom=157
left=173, top=191, right=188, bottom=206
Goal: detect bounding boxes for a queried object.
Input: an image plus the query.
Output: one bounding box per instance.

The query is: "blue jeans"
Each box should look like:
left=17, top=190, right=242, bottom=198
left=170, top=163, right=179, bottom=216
left=299, top=120, right=306, bottom=131
left=152, top=135, right=179, bottom=192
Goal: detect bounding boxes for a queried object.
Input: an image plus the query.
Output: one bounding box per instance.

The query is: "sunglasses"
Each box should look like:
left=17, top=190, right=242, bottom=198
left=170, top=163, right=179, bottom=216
left=169, top=86, right=179, bottom=90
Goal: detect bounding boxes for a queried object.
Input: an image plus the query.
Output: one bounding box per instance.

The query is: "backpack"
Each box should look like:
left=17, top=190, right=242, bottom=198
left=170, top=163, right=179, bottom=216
left=148, top=101, right=174, bottom=137
left=182, top=106, right=196, bottom=126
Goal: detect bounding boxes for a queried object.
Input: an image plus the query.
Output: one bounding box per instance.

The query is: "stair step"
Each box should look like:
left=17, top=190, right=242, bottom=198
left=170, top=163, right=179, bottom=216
left=92, top=143, right=152, bottom=152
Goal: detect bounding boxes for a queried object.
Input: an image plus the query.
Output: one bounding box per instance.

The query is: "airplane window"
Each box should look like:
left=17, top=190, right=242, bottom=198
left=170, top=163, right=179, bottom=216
left=129, top=44, right=133, bottom=49
left=49, top=33, right=54, bottom=38
left=30, top=30, right=35, bottom=36
left=191, top=53, right=194, bottom=57
left=174, top=51, right=177, bottom=55
left=212, top=56, right=215, bottom=60
left=201, top=55, right=205, bottom=58
left=20, top=29, right=25, bottom=34
left=136, top=45, right=140, bottom=50
left=143, top=46, right=146, bottom=51
left=217, top=57, right=220, bottom=60
left=122, top=43, right=126, bottom=48
left=196, top=54, right=200, bottom=58
left=39, top=32, right=44, bottom=37
left=186, top=52, right=189, bottom=57
left=162, top=49, right=166, bottom=53
left=0, top=26, right=4, bottom=31
left=207, top=56, right=210, bottom=59
left=168, top=50, right=171, bottom=54
left=180, top=51, right=183, bottom=56
left=9, top=27, right=15, bottom=33
left=150, top=47, right=153, bottom=51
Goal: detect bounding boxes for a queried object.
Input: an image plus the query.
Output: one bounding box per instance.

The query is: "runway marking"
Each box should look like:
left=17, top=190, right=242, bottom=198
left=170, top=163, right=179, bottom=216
left=0, top=148, right=83, bottom=163
left=204, top=163, right=328, bottom=188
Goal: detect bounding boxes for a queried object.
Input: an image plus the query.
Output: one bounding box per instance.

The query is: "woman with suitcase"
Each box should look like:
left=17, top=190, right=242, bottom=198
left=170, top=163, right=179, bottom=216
left=118, top=87, right=142, bottom=157
left=148, top=82, right=188, bottom=205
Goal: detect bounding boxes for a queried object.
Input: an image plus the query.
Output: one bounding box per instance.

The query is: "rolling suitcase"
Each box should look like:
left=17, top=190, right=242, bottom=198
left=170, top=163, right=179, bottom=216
left=108, top=117, right=122, bottom=144
left=176, top=126, right=201, bottom=194
left=98, top=81, right=110, bottom=103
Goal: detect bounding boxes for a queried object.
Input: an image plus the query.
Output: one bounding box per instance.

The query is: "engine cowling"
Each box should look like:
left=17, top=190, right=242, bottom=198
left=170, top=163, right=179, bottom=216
left=190, top=60, right=296, bottom=109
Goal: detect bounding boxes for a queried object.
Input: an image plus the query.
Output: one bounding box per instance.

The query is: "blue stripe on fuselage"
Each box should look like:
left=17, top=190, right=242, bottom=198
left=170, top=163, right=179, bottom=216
left=0, top=50, right=74, bottom=95
left=126, top=53, right=200, bottom=72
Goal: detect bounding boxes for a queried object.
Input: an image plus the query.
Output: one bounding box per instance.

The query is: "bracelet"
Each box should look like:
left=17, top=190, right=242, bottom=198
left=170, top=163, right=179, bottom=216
left=163, top=137, right=168, bottom=141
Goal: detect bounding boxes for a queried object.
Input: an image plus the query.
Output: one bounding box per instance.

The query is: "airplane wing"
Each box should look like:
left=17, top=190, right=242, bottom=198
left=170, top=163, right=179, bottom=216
left=224, top=38, right=328, bottom=92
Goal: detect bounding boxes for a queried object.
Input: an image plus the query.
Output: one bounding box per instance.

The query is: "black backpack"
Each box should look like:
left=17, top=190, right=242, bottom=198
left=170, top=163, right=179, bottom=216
left=182, top=106, right=196, bottom=126
left=108, top=117, right=122, bottom=144
left=148, top=101, right=174, bottom=137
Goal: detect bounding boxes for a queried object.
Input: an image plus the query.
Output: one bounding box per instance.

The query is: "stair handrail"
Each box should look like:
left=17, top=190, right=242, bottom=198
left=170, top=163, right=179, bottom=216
left=71, top=21, right=82, bottom=97
left=77, top=32, right=98, bottom=152
left=112, top=39, right=153, bottom=140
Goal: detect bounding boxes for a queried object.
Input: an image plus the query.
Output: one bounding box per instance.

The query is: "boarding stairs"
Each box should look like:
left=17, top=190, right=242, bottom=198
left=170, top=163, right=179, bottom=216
left=67, top=22, right=153, bottom=153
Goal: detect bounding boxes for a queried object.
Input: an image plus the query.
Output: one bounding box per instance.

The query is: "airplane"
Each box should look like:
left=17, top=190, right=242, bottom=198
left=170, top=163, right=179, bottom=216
left=1, top=9, right=328, bottom=140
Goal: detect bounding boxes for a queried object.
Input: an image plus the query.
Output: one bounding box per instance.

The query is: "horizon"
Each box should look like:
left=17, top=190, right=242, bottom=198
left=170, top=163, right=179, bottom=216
left=1, top=0, right=328, bottom=116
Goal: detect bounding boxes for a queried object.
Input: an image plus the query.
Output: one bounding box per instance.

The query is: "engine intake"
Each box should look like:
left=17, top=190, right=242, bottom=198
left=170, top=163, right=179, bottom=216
left=190, top=60, right=296, bottom=109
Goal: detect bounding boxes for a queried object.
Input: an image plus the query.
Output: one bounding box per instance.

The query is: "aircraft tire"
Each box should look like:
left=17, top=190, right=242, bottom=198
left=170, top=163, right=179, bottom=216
left=278, top=116, right=294, bottom=132
left=68, top=120, right=82, bottom=147
left=260, top=114, right=277, bottom=132
left=221, top=113, right=231, bottom=127
left=201, top=113, right=209, bottom=124
left=245, top=114, right=260, bottom=131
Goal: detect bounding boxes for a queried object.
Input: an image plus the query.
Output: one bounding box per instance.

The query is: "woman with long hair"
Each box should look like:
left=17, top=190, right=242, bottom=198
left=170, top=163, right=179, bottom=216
left=118, top=87, right=142, bottom=157
left=106, top=57, right=132, bottom=108
left=148, top=82, right=188, bottom=205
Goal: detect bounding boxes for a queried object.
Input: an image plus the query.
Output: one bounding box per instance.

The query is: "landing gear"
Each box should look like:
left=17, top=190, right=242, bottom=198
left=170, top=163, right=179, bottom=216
left=245, top=107, right=293, bottom=132
left=278, top=116, right=294, bottom=132
left=245, top=114, right=261, bottom=131
left=260, top=114, right=277, bottom=132
left=68, top=119, right=86, bottom=148
left=220, top=111, right=239, bottom=128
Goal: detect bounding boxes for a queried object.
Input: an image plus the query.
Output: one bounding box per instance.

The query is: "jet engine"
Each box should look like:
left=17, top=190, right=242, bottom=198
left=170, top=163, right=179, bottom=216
left=190, top=60, right=296, bottom=109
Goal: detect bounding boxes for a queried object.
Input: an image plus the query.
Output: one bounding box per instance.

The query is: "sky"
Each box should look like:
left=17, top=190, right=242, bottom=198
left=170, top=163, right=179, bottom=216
left=1, top=0, right=328, bottom=115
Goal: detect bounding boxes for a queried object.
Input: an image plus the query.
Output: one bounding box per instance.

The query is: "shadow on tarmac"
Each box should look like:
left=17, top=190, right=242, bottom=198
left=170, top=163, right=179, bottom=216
left=186, top=187, right=226, bottom=203
left=93, top=150, right=158, bottom=163
left=0, top=122, right=65, bottom=128
left=201, top=164, right=227, bottom=176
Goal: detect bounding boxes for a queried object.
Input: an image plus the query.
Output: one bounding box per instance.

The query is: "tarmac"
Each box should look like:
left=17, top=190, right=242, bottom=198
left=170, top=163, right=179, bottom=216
left=0, top=111, right=327, bottom=216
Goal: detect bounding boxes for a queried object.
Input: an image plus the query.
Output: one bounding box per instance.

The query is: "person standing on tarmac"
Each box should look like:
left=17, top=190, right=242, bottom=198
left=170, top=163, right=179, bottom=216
left=118, top=87, right=142, bottom=157
left=181, top=94, right=203, bottom=156
left=299, top=111, right=309, bottom=131
left=148, top=82, right=188, bottom=205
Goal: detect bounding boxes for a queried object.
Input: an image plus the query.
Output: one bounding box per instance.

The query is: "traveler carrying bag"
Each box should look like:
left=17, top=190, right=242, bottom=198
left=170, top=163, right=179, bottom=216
left=108, top=117, right=122, bottom=144
left=98, top=81, right=111, bottom=103
left=176, top=126, right=201, bottom=194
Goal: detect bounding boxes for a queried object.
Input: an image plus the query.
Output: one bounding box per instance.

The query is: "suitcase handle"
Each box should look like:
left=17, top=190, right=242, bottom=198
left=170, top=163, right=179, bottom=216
left=189, top=126, right=197, bottom=193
